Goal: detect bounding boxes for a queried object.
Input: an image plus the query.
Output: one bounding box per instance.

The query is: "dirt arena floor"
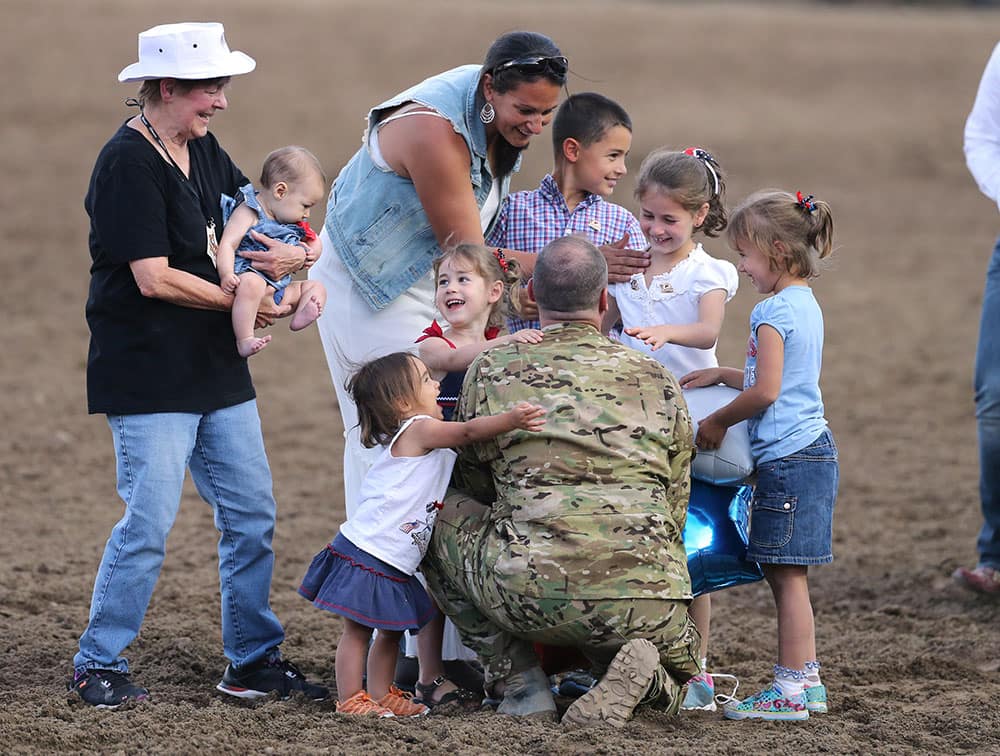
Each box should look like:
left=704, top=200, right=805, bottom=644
left=3, top=0, right=1000, bottom=752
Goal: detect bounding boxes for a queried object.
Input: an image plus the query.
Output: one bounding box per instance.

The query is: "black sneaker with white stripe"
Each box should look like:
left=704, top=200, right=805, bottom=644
left=216, top=657, right=328, bottom=700
left=70, top=669, right=150, bottom=709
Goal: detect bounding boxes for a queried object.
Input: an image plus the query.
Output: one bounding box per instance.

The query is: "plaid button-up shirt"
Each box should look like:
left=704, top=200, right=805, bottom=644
left=487, top=174, right=646, bottom=331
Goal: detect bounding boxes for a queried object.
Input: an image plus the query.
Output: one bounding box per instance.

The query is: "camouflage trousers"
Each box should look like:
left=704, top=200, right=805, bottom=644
left=421, top=490, right=702, bottom=702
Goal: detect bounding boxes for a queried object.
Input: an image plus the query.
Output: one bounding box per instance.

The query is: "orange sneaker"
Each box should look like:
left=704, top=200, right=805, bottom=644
left=336, top=690, right=395, bottom=717
left=377, top=686, right=430, bottom=717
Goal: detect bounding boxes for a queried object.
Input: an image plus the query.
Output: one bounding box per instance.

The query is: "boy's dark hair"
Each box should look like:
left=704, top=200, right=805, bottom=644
left=552, top=92, right=632, bottom=157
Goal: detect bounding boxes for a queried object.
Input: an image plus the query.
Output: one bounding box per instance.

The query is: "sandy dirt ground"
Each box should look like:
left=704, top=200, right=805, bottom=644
left=2, top=0, right=1000, bottom=753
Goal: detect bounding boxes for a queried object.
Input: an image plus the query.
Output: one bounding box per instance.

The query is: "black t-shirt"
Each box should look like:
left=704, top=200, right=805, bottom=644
left=85, top=122, right=254, bottom=415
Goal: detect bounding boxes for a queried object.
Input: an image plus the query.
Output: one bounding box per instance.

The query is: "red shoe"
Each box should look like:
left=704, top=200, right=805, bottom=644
left=952, top=565, right=1000, bottom=595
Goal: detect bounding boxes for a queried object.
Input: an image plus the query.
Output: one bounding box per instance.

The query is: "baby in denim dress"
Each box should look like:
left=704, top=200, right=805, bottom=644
left=217, top=146, right=328, bottom=357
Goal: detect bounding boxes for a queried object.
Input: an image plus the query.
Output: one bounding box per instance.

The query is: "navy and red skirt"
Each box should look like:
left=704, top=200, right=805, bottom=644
left=298, top=533, right=438, bottom=631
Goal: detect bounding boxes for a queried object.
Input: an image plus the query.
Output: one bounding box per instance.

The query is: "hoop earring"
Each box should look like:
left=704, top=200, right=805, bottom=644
left=480, top=102, right=495, bottom=124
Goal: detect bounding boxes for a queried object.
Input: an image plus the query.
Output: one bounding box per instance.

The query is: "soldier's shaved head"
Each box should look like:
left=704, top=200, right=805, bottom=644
left=532, top=235, right=608, bottom=315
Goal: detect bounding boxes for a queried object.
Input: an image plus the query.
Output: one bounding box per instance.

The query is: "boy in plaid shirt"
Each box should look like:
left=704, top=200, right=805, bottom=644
left=487, top=92, right=647, bottom=331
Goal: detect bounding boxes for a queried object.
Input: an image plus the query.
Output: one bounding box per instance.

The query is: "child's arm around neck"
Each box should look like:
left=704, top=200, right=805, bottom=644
left=392, top=404, right=546, bottom=457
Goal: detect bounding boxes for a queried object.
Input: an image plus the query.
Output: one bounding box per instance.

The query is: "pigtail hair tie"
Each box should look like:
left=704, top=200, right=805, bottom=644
left=796, top=191, right=817, bottom=213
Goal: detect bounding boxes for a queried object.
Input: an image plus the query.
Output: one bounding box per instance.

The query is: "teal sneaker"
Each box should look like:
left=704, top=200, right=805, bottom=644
left=804, top=684, right=827, bottom=713
left=681, top=672, right=716, bottom=711
left=723, top=685, right=809, bottom=721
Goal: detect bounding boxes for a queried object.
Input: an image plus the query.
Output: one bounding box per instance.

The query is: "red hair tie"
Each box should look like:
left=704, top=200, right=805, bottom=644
left=493, top=247, right=509, bottom=272
left=796, top=191, right=817, bottom=213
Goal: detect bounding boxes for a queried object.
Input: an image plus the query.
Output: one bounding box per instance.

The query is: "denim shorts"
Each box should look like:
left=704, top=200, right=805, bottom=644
left=747, top=429, right=839, bottom=565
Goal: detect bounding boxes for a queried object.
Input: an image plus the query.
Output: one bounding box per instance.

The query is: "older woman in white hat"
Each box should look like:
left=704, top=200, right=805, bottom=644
left=72, top=22, right=325, bottom=708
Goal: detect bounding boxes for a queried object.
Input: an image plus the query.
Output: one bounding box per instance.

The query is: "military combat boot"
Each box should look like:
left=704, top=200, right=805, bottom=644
left=496, top=665, right=558, bottom=720
left=561, top=638, right=660, bottom=729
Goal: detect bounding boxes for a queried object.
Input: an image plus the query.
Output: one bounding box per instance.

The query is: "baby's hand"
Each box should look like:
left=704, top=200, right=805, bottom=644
left=221, top=273, right=240, bottom=294
left=624, top=324, right=672, bottom=351
left=509, top=402, right=546, bottom=432
left=506, top=329, right=544, bottom=345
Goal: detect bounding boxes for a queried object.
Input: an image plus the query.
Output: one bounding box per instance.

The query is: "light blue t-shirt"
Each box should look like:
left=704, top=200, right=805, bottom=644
left=743, top=286, right=828, bottom=463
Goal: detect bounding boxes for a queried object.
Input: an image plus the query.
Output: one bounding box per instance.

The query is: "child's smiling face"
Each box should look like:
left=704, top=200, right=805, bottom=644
left=434, top=256, right=502, bottom=329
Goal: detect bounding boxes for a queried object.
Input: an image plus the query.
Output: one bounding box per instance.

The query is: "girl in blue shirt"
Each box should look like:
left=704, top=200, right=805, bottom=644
left=681, top=189, right=837, bottom=722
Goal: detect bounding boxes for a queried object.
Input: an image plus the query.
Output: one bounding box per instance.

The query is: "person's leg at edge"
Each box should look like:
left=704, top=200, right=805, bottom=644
left=72, top=412, right=197, bottom=703
left=974, top=237, right=1000, bottom=572
left=188, top=400, right=286, bottom=667
left=421, top=490, right=553, bottom=717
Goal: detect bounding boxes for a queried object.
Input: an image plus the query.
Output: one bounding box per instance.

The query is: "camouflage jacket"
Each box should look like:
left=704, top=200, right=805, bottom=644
left=453, top=322, right=694, bottom=600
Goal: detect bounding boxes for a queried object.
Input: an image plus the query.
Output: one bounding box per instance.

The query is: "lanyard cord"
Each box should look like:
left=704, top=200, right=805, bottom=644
left=125, top=98, right=215, bottom=226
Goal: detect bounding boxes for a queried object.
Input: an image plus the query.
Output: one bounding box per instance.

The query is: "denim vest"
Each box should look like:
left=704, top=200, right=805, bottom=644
left=325, top=65, right=520, bottom=311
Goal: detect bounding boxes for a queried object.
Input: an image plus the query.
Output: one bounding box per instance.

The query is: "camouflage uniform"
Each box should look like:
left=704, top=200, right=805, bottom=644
left=422, top=322, right=701, bottom=696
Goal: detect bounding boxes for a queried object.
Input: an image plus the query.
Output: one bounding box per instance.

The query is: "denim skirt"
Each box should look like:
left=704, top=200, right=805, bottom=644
left=298, top=533, right=438, bottom=631
left=747, top=429, right=839, bottom=565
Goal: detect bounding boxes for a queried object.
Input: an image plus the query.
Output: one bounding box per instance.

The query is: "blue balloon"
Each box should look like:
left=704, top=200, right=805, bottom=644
left=684, top=479, right=764, bottom=597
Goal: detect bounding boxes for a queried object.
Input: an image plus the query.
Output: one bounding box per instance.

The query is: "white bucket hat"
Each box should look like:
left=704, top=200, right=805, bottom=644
left=118, top=22, right=256, bottom=83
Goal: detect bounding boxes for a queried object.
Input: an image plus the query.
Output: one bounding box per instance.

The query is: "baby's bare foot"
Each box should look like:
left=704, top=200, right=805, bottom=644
left=290, top=294, right=323, bottom=332
left=237, top=335, right=271, bottom=357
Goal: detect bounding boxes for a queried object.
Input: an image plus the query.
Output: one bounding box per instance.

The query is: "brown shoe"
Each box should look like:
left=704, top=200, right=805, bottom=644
left=561, top=639, right=659, bottom=730
left=952, top=565, right=1000, bottom=595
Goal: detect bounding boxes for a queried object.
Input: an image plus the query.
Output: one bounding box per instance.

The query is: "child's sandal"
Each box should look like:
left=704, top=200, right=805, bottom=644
left=412, top=676, right=482, bottom=711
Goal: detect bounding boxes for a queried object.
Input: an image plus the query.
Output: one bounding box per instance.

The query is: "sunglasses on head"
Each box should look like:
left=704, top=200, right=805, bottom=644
left=492, top=55, right=569, bottom=78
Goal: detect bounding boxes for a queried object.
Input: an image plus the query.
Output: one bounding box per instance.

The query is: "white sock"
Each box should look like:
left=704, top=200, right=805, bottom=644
left=773, top=664, right=806, bottom=697
left=804, top=660, right=822, bottom=687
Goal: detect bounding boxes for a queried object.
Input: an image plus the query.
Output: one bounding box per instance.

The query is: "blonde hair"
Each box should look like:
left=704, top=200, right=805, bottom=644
left=635, top=148, right=728, bottom=238
left=727, top=189, right=834, bottom=279
left=346, top=352, right=422, bottom=448
left=259, top=145, right=326, bottom=191
left=432, top=243, right=523, bottom=330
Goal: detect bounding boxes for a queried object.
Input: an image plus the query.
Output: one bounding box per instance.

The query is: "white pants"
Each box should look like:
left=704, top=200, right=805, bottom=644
left=309, top=227, right=474, bottom=661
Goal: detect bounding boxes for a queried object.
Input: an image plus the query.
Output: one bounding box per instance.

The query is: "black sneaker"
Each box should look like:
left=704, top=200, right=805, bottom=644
left=69, top=669, right=150, bottom=709
left=216, top=657, right=328, bottom=701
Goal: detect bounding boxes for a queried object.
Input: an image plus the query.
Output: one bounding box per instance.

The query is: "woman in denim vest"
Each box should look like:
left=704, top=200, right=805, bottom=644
left=308, top=31, right=568, bottom=708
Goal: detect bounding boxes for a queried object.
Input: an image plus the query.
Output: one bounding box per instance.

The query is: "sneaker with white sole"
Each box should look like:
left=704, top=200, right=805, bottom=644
left=561, top=638, right=660, bottom=729
left=804, top=683, right=827, bottom=713
left=723, top=685, right=809, bottom=721
left=216, top=657, right=328, bottom=700
left=336, top=690, right=395, bottom=717
left=681, top=672, right=716, bottom=711
left=377, top=686, right=430, bottom=717
left=69, top=669, right=149, bottom=709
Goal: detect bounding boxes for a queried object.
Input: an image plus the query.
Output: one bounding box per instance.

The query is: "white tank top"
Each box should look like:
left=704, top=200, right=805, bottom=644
left=339, top=415, right=457, bottom=574
left=369, top=104, right=500, bottom=234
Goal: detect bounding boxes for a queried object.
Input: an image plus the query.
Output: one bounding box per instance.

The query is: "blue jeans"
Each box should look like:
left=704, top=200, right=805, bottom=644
left=74, top=400, right=285, bottom=676
left=974, top=236, right=1000, bottom=570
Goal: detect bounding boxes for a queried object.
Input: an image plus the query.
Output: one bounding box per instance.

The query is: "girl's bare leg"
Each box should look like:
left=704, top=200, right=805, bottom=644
left=233, top=273, right=271, bottom=357
left=688, top=593, right=711, bottom=665
left=764, top=565, right=815, bottom=670
left=336, top=619, right=373, bottom=702
left=415, top=610, right=459, bottom=702
left=366, top=629, right=403, bottom=700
